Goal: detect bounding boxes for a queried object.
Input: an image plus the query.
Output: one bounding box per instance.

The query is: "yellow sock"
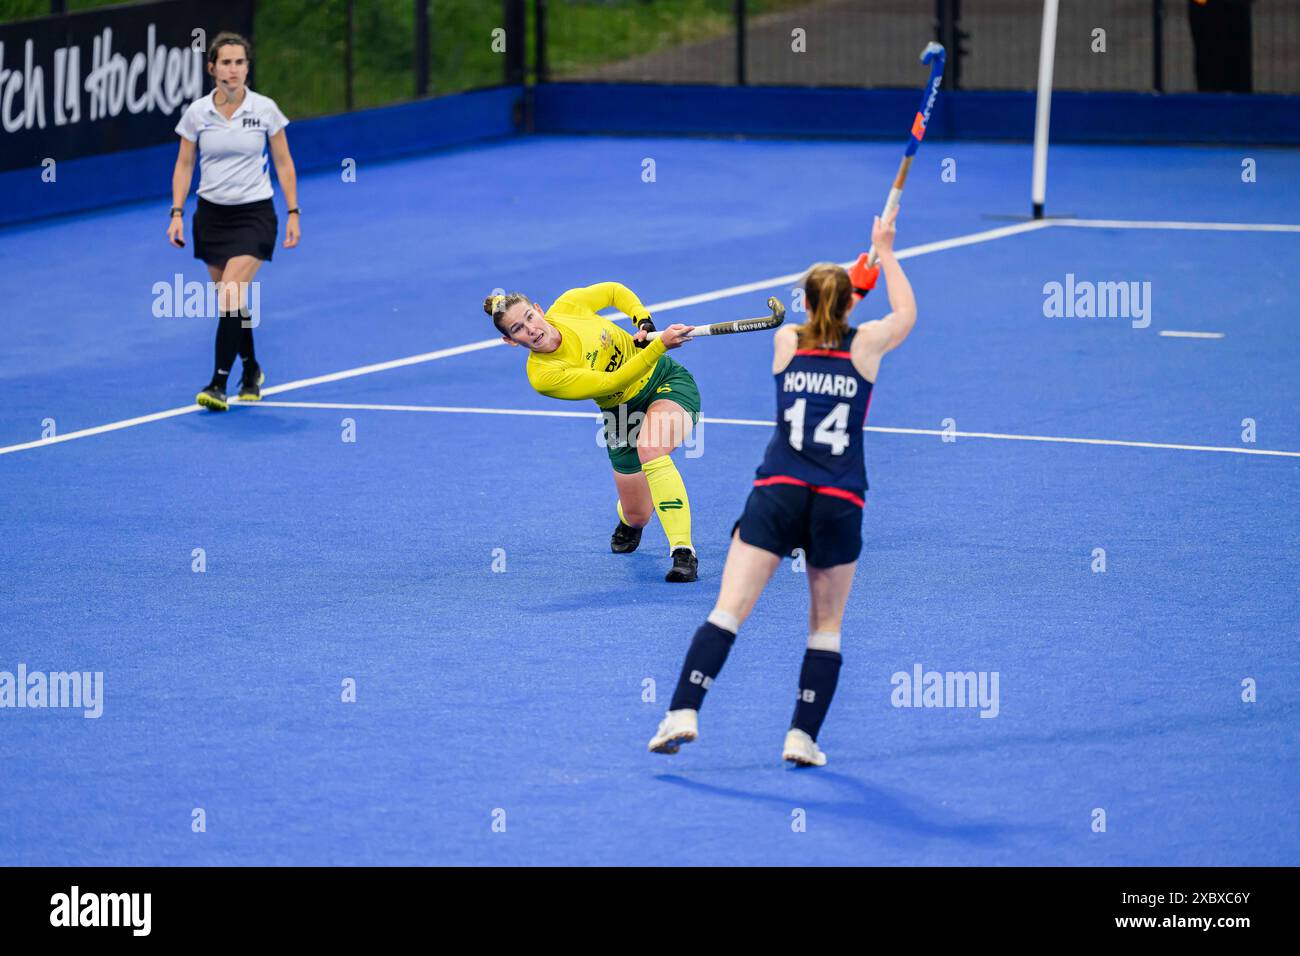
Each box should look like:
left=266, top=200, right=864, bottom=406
left=641, top=454, right=693, bottom=552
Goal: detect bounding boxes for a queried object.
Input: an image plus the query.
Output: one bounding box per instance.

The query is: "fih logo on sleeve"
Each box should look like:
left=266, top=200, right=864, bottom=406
left=49, top=887, right=151, bottom=936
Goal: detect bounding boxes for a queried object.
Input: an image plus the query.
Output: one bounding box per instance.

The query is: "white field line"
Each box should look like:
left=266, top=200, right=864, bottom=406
left=1053, top=218, right=1300, bottom=233
left=640, top=220, right=1055, bottom=312
left=0, top=405, right=204, bottom=457
left=1159, top=330, right=1225, bottom=339
left=257, top=401, right=593, bottom=419
left=0, top=220, right=1050, bottom=458
left=251, top=401, right=1300, bottom=459
left=259, top=338, right=504, bottom=397
left=0, top=339, right=506, bottom=457
left=3, top=215, right=1296, bottom=458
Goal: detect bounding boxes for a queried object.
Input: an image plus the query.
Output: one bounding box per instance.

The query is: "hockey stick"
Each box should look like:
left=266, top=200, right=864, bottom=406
left=646, top=297, right=785, bottom=341
left=864, top=41, right=946, bottom=271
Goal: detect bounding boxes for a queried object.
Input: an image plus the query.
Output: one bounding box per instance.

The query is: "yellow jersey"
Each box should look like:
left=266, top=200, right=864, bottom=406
left=526, top=282, right=668, bottom=409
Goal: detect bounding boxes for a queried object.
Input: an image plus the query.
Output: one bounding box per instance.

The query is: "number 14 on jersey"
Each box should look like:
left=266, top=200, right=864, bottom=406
left=784, top=400, right=852, bottom=455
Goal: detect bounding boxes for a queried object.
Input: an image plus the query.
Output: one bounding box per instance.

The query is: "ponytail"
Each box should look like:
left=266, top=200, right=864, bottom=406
left=797, top=263, right=853, bottom=349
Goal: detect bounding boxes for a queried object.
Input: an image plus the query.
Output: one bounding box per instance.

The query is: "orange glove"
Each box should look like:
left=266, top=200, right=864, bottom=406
left=849, top=253, right=879, bottom=298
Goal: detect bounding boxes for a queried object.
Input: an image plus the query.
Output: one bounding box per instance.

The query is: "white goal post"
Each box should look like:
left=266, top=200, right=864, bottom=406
left=1032, top=0, right=1060, bottom=219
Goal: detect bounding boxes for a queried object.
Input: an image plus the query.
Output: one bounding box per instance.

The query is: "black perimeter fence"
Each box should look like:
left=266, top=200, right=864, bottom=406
left=539, top=0, right=1298, bottom=94
left=7, top=0, right=1296, bottom=124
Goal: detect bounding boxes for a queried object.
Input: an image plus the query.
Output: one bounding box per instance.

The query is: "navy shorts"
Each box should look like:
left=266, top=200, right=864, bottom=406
left=733, top=481, right=864, bottom=568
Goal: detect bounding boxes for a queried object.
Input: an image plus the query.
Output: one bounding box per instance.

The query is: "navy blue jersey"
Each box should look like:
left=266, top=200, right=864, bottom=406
left=754, top=327, right=873, bottom=498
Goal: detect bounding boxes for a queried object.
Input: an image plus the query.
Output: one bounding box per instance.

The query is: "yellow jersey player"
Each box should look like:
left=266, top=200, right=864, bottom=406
left=485, top=283, right=702, bottom=582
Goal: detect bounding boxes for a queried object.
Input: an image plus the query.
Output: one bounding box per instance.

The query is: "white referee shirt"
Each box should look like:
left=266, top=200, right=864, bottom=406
left=175, top=88, right=289, bottom=206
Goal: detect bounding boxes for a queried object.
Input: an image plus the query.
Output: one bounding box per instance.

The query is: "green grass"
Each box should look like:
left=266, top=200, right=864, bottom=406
left=546, top=0, right=736, bottom=77
left=545, top=0, right=814, bottom=79
left=254, top=0, right=508, bottom=116
left=431, top=0, right=510, bottom=97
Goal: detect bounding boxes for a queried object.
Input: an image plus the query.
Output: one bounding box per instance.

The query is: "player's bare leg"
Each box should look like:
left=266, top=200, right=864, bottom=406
left=611, top=469, right=653, bottom=553
left=807, top=559, right=856, bottom=633
left=713, top=531, right=783, bottom=625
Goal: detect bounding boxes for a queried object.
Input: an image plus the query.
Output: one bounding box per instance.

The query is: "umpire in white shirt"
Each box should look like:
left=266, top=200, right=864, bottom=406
left=168, top=32, right=300, bottom=411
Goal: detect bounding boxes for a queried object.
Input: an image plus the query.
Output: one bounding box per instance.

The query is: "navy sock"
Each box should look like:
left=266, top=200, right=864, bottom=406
left=790, top=649, right=842, bottom=741
left=211, top=311, right=243, bottom=390
left=668, top=621, right=735, bottom=711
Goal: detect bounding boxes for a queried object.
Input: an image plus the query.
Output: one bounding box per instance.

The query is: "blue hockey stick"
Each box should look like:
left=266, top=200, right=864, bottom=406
left=865, top=42, right=946, bottom=270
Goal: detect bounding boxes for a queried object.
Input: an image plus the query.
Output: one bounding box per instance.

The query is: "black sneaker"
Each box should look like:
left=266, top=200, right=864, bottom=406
left=238, top=363, right=264, bottom=402
left=611, top=520, right=643, bottom=554
left=665, top=547, right=698, bottom=583
left=195, top=384, right=228, bottom=411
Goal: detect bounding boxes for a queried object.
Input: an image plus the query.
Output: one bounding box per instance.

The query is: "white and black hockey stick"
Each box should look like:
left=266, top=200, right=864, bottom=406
left=646, top=296, right=785, bottom=341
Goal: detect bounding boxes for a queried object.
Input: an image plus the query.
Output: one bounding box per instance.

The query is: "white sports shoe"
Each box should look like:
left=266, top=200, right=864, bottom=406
left=648, top=709, right=699, bottom=754
left=782, top=728, right=827, bottom=767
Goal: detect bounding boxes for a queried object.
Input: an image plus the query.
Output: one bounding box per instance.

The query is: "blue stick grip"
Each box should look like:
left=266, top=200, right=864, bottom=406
left=904, top=42, right=946, bottom=157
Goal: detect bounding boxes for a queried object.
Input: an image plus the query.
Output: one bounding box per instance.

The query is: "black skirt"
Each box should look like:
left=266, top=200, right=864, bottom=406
left=193, top=197, right=277, bottom=264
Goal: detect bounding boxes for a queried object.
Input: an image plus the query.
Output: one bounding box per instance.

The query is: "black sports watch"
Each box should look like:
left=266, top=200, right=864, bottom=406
left=634, top=316, right=656, bottom=347
left=287, top=207, right=301, bottom=216
left=170, top=207, right=183, bottom=217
